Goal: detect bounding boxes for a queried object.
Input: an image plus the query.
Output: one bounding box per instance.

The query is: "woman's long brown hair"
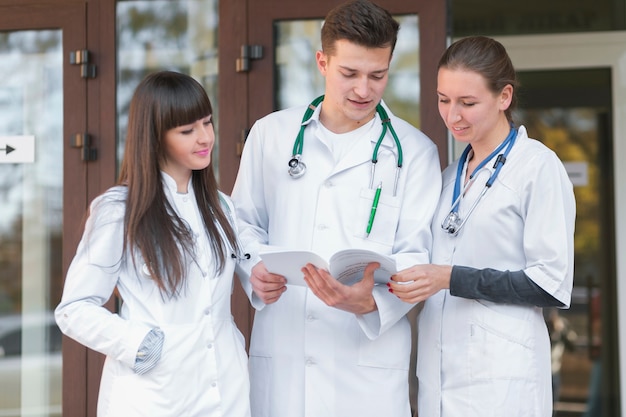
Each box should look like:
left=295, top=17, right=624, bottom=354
left=117, top=71, right=238, bottom=297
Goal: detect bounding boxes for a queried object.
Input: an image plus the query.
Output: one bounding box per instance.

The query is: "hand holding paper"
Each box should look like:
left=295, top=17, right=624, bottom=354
left=259, top=248, right=397, bottom=287
left=302, top=261, right=378, bottom=314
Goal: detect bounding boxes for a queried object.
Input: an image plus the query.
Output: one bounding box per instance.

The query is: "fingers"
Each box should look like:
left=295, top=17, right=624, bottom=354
left=301, top=263, right=333, bottom=294
left=391, top=267, right=418, bottom=283
left=302, top=263, right=348, bottom=305
left=301, top=263, right=377, bottom=314
left=251, top=262, right=287, bottom=304
left=387, top=264, right=451, bottom=304
left=388, top=265, right=427, bottom=303
left=360, top=262, right=380, bottom=285
left=256, top=287, right=285, bottom=304
left=387, top=280, right=427, bottom=304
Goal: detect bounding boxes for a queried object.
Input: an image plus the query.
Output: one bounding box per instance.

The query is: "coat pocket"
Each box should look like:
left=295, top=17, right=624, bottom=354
left=468, top=301, right=535, bottom=381
left=352, top=187, right=401, bottom=247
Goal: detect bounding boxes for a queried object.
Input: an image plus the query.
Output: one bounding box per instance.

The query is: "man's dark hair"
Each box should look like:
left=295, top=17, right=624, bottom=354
left=321, top=0, right=399, bottom=56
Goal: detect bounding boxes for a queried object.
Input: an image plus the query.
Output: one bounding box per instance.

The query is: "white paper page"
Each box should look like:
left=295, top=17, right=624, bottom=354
left=329, top=249, right=397, bottom=286
left=259, top=250, right=329, bottom=287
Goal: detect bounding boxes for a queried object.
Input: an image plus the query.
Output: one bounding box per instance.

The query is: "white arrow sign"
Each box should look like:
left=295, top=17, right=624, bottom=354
left=0, top=135, right=35, bottom=163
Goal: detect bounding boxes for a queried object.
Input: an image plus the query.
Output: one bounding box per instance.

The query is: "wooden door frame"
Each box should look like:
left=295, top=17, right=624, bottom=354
left=83, top=3, right=118, bottom=416
left=0, top=1, right=88, bottom=282
left=0, top=1, right=117, bottom=416
left=1, top=3, right=77, bottom=417
left=0, top=4, right=90, bottom=417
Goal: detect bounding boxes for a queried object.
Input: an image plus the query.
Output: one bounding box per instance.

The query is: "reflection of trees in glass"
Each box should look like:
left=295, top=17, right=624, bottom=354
left=0, top=32, right=63, bottom=232
left=116, top=0, right=219, bottom=173
left=0, top=216, right=22, bottom=313
left=0, top=31, right=61, bottom=54
left=387, top=15, right=419, bottom=128
left=0, top=167, right=24, bottom=234
left=0, top=30, right=63, bottom=314
left=275, top=20, right=323, bottom=110
left=117, top=2, right=188, bottom=50
left=516, top=108, right=601, bottom=285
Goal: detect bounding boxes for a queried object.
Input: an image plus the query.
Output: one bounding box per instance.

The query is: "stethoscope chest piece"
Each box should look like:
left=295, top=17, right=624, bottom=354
left=288, top=155, right=306, bottom=178
left=287, top=95, right=403, bottom=186
left=441, top=211, right=462, bottom=236
left=441, top=126, right=518, bottom=236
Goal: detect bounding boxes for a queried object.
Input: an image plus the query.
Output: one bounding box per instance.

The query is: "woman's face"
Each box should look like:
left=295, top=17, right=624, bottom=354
left=436, top=67, right=512, bottom=149
left=161, top=115, right=214, bottom=189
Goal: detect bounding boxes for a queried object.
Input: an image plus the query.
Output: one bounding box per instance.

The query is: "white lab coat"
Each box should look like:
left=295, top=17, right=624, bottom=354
left=55, top=173, right=252, bottom=417
left=417, top=126, right=576, bottom=417
left=231, top=101, right=442, bottom=417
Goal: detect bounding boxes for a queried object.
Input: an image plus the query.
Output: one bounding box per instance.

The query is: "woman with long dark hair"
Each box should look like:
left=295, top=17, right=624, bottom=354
left=56, top=71, right=252, bottom=417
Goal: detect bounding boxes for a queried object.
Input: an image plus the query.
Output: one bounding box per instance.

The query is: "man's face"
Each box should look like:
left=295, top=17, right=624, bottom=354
left=316, top=39, right=392, bottom=133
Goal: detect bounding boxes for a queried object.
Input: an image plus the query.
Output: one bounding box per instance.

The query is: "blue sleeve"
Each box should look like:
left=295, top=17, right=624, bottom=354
left=450, top=265, right=565, bottom=307
left=134, top=327, right=164, bottom=375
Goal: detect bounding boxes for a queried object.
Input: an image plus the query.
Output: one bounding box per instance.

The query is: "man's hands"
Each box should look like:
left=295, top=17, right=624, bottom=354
left=250, top=262, right=287, bottom=304
left=301, top=262, right=379, bottom=315
left=250, top=260, right=381, bottom=314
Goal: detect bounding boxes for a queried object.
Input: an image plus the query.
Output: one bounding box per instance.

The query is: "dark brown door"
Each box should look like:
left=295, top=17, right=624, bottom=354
left=0, top=3, right=89, bottom=417
left=0, top=2, right=117, bottom=416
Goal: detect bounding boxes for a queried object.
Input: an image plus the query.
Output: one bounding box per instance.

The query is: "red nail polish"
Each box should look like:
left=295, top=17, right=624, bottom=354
left=388, top=288, right=393, bottom=293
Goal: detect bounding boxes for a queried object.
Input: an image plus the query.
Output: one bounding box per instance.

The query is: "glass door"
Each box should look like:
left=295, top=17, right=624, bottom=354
left=0, top=27, right=64, bottom=417
left=515, top=68, right=618, bottom=417
left=0, top=5, right=87, bottom=417
left=115, top=0, right=220, bottom=175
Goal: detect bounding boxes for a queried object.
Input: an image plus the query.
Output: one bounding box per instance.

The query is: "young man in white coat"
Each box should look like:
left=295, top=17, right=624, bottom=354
left=231, top=1, right=442, bottom=416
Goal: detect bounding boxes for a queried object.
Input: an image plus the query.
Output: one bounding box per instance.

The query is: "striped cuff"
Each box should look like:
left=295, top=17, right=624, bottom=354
left=134, top=327, right=164, bottom=375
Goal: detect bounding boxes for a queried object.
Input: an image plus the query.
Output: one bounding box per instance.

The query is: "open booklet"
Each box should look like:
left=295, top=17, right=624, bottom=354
left=259, top=248, right=397, bottom=287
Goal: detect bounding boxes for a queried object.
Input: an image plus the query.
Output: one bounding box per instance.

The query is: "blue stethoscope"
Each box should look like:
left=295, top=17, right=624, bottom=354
left=288, top=95, right=404, bottom=196
left=441, top=126, right=518, bottom=236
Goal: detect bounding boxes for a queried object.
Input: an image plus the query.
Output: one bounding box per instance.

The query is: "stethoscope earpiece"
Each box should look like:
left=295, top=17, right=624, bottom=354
left=288, top=155, right=306, bottom=178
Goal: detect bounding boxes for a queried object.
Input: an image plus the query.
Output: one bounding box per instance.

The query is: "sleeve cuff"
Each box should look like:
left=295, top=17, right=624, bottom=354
left=134, top=327, right=164, bottom=375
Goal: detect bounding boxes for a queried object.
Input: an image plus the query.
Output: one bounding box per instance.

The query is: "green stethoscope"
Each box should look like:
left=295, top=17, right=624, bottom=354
left=288, top=95, right=404, bottom=196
